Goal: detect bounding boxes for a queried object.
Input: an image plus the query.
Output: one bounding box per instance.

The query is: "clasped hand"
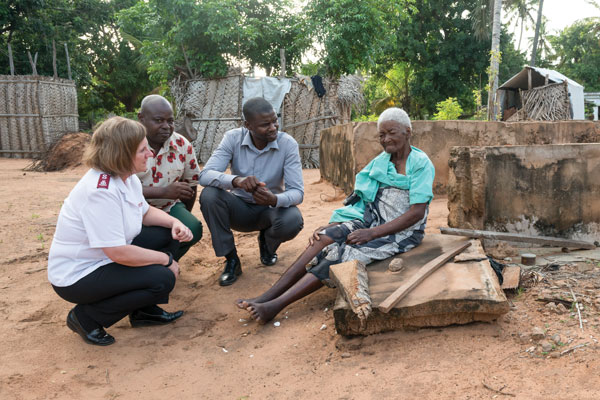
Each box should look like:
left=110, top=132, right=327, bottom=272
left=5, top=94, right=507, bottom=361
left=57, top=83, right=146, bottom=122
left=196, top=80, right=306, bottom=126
left=164, top=181, right=194, bottom=201
left=233, top=176, right=277, bottom=206
left=171, top=220, right=193, bottom=242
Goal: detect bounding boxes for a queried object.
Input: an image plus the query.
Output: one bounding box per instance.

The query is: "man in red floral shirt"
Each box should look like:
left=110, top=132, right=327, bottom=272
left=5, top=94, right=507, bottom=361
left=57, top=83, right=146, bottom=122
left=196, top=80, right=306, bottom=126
left=137, top=95, right=202, bottom=260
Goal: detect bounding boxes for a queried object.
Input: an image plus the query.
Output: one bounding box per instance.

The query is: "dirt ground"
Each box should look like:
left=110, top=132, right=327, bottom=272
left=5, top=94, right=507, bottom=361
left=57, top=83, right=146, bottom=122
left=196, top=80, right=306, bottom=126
left=1, top=158, right=599, bottom=399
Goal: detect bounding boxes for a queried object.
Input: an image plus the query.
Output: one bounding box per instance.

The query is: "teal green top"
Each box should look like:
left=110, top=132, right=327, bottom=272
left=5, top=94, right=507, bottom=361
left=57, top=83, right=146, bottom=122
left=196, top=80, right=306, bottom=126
left=329, top=147, right=435, bottom=223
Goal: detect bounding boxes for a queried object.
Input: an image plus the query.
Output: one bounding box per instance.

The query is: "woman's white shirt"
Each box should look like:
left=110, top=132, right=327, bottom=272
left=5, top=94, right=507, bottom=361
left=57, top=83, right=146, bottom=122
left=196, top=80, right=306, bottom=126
left=48, top=169, right=150, bottom=287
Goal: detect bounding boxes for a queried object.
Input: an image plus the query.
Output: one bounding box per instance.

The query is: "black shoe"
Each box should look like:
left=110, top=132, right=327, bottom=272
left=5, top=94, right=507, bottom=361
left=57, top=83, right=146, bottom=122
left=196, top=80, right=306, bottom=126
left=258, top=230, right=278, bottom=266
left=66, top=309, right=115, bottom=346
left=219, top=257, right=242, bottom=286
left=129, top=307, right=184, bottom=327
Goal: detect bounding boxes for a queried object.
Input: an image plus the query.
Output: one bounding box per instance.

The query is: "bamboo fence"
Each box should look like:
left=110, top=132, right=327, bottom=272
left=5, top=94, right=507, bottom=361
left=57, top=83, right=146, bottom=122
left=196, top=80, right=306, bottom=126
left=507, top=81, right=571, bottom=121
left=171, top=74, right=362, bottom=167
left=0, top=75, right=78, bottom=158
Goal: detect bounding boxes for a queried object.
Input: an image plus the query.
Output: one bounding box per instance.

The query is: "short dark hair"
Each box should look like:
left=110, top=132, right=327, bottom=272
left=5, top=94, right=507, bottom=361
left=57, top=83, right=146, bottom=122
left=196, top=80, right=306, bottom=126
left=242, top=97, right=274, bottom=121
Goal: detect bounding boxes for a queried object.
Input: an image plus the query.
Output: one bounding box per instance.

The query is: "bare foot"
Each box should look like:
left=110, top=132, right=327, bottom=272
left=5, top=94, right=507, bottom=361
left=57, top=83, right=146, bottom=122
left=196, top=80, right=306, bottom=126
left=235, top=293, right=275, bottom=309
left=235, top=298, right=251, bottom=309
left=245, top=301, right=280, bottom=324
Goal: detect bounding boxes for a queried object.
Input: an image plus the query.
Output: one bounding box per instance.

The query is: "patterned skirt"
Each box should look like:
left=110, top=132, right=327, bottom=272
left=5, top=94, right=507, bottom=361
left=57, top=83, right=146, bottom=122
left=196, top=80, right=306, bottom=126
left=307, top=186, right=428, bottom=285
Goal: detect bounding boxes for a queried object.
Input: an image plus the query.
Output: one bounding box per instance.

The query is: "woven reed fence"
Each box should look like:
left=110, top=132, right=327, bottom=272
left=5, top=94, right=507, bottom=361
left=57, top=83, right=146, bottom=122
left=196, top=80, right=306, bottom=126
left=171, top=74, right=362, bottom=167
left=0, top=75, right=78, bottom=158
left=508, top=81, right=571, bottom=121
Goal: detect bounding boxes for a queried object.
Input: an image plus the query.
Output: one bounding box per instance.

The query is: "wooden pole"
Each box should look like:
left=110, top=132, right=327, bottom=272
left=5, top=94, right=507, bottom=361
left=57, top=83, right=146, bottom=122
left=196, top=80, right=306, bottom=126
left=440, top=227, right=596, bottom=249
left=64, top=43, right=72, bottom=80
left=27, top=51, right=38, bottom=75
left=8, top=43, right=15, bottom=75
left=280, top=48, right=286, bottom=78
left=528, top=68, right=532, bottom=90
left=52, top=39, right=58, bottom=78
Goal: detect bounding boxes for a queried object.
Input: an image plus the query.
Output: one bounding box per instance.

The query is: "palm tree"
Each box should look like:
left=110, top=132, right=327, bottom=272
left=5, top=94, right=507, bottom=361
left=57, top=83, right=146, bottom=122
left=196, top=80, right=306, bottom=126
left=487, top=0, right=503, bottom=120
left=530, top=0, right=544, bottom=66
left=528, top=17, right=552, bottom=65
left=472, top=0, right=494, bottom=41
left=504, top=0, right=536, bottom=49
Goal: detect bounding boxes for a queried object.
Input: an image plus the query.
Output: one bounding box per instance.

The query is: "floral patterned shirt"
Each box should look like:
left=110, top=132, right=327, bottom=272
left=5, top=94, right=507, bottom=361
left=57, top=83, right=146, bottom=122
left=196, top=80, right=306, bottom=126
left=137, top=132, right=200, bottom=212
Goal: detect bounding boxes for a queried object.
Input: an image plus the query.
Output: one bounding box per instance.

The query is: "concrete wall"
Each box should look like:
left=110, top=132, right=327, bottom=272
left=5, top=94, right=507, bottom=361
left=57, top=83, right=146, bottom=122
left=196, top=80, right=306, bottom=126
left=448, top=144, right=600, bottom=242
left=319, top=120, right=600, bottom=195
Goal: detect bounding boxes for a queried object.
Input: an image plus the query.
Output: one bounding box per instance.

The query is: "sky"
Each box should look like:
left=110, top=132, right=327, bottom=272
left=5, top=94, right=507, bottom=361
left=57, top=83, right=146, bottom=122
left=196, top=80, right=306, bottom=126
left=507, top=0, right=599, bottom=52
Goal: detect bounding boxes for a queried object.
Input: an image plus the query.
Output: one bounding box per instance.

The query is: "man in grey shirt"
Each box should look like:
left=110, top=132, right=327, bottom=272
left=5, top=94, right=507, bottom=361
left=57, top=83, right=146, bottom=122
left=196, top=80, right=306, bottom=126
left=199, top=97, right=304, bottom=286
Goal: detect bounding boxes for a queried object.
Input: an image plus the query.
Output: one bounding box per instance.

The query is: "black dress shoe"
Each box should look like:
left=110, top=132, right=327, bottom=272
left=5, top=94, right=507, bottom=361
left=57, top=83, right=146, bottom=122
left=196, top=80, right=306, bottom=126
left=258, top=230, right=278, bottom=266
left=129, top=307, right=184, bottom=327
left=66, top=309, right=115, bottom=346
left=219, top=257, right=242, bottom=286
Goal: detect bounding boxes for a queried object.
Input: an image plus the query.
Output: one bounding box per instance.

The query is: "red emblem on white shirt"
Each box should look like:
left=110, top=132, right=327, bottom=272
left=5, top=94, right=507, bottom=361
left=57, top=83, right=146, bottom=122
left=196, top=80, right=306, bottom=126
left=97, top=174, right=110, bottom=189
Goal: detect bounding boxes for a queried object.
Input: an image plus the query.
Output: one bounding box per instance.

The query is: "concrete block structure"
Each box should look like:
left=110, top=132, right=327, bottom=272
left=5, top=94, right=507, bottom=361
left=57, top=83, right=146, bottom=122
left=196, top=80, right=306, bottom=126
left=448, top=144, right=600, bottom=242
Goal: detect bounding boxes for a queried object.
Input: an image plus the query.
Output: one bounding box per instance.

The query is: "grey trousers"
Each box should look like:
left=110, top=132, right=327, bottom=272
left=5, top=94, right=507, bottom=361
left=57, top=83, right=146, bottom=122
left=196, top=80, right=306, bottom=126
left=199, top=186, right=304, bottom=257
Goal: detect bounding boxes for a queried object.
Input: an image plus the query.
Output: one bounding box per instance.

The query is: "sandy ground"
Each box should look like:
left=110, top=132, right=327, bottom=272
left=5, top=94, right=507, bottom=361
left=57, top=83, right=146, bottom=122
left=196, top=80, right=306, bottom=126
left=1, top=158, right=599, bottom=399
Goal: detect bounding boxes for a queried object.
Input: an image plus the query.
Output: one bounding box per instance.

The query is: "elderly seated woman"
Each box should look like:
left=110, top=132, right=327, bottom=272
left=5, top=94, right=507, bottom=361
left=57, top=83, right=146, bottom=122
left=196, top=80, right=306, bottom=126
left=237, top=107, right=435, bottom=323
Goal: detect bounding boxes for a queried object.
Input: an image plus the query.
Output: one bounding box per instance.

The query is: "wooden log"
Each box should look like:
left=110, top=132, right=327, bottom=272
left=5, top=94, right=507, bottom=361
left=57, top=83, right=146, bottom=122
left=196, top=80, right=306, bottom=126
left=8, top=43, right=15, bottom=75
left=379, top=241, right=472, bottom=313
left=329, top=260, right=371, bottom=329
left=64, top=43, right=72, bottom=80
left=440, top=227, right=596, bottom=250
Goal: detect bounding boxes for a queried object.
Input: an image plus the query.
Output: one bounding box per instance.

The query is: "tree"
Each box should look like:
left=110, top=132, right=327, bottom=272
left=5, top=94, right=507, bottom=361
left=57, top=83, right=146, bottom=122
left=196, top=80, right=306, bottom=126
left=504, top=0, right=536, bottom=49
left=375, top=0, right=493, bottom=118
left=1, top=0, right=155, bottom=116
left=304, top=0, right=395, bottom=76
left=530, top=0, right=544, bottom=66
left=117, top=0, right=310, bottom=83
left=548, top=18, right=600, bottom=91
left=487, top=0, right=503, bottom=120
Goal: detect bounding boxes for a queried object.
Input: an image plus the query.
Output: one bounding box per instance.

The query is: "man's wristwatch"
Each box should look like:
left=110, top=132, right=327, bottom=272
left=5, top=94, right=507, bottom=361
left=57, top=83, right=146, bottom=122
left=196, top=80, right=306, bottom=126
left=164, top=251, right=174, bottom=267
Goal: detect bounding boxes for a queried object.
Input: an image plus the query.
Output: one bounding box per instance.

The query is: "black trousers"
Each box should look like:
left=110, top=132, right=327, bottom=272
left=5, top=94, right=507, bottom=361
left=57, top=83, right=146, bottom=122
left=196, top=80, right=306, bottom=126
left=52, top=226, right=180, bottom=328
left=199, top=186, right=304, bottom=257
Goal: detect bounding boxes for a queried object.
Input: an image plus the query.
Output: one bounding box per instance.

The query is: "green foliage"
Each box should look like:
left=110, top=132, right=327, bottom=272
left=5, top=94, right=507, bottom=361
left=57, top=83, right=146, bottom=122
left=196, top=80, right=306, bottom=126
left=353, top=114, right=379, bottom=122
left=548, top=18, right=600, bottom=91
left=118, top=0, right=310, bottom=83
left=375, top=0, right=491, bottom=118
left=1, top=0, right=155, bottom=118
left=304, top=0, right=404, bottom=76
left=432, top=97, right=463, bottom=120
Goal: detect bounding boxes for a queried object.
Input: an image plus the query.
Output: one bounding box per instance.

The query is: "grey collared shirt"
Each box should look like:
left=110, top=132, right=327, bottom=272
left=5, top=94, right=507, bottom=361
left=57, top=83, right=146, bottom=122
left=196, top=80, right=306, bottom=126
left=198, top=127, right=304, bottom=207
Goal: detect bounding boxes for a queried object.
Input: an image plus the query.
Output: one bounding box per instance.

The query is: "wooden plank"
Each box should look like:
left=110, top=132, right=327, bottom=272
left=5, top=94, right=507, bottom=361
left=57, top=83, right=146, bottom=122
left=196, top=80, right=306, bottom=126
left=333, top=234, right=509, bottom=335
left=440, top=227, right=596, bottom=250
left=501, top=265, right=521, bottom=290
left=378, top=241, right=472, bottom=313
